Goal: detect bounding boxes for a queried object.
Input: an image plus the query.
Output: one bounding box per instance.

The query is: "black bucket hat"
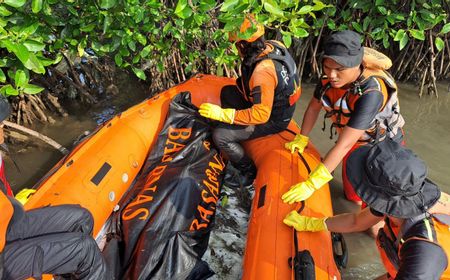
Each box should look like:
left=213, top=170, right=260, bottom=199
left=0, top=95, right=11, bottom=122
left=323, top=30, right=364, bottom=68
left=346, top=139, right=441, bottom=218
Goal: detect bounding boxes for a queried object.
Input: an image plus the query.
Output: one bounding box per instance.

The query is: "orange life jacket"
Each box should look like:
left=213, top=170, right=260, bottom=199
left=239, top=40, right=301, bottom=122
left=0, top=191, right=14, bottom=251
left=376, top=193, right=450, bottom=279
left=318, top=48, right=405, bottom=142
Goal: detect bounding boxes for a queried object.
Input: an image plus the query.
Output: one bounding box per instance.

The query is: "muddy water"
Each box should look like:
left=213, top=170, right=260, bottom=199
left=295, top=82, right=450, bottom=279
left=4, top=78, right=450, bottom=279
left=5, top=72, right=149, bottom=192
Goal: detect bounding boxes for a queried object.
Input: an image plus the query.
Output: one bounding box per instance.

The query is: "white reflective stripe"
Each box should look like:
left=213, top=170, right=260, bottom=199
left=424, top=219, right=434, bottom=242
left=334, top=97, right=350, bottom=112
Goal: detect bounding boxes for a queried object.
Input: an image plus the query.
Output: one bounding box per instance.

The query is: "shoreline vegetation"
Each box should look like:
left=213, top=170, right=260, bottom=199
left=0, top=0, right=449, bottom=144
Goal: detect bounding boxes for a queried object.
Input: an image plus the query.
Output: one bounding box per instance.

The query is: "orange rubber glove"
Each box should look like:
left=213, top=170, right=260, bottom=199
left=283, top=210, right=328, bottom=232
left=282, top=163, right=332, bottom=204
left=285, top=134, right=309, bottom=154
left=198, top=103, right=235, bottom=124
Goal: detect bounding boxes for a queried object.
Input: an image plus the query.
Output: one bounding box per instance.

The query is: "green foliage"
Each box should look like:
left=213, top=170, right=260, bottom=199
left=218, top=0, right=332, bottom=48
left=0, top=0, right=448, bottom=98
left=338, top=0, right=448, bottom=51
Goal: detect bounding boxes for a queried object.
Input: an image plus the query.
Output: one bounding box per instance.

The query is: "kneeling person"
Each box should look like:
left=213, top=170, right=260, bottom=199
left=283, top=139, right=449, bottom=280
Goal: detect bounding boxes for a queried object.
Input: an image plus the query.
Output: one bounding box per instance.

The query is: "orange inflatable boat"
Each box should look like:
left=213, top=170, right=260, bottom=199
left=24, top=74, right=343, bottom=279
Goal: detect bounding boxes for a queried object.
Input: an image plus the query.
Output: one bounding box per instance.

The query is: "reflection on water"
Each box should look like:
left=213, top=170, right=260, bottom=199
left=295, top=82, right=450, bottom=279
left=4, top=77, right=450, bottom=279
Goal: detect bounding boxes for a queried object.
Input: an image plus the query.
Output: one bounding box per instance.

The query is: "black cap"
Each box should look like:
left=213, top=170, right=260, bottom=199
left=323, top=30, right=364, bottom=68
left=0, top=95, right=11, bottom=122
left=346, top=139, right=441, bottom=218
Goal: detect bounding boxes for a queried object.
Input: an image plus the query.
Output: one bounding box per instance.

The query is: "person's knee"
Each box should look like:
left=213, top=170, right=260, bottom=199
left=62, top=205, right=94, bottom=234
left=212, top=128, right=229, bottom=149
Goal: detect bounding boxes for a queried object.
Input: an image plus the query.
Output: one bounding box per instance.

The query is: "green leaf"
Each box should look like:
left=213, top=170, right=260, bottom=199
left=23, top=40, right=45, bottom=52
left=80, top=24, right=96, bottom=32
left=394, top=29, right=406, bottom=41
left=363, top=17, right=370, bottom=31
left=352, top=22, right=363, bottom=33
left=23, top=84, right=44, bottom=94
left=292, top=27, right=308, bottom=38
left=114, top=53, right=122, bottom=66
left=128, top=41, right=136, bottom=52
left=435, top=37, right=444, bottom=52
left=8, top=42, right=31, bottom=66
left=299, top=5, right=313, bottom=14
left=199, top=0, right=215, bottom=12
left=409, top=29, right=425, bottom=41
left=220, top=0, right=239, bottom=12
left=264, top=1, right=285, bottom=17
left=399, top=33, right=409, bottom=50
left=31, top=0, right=43, bottom=13
left=440, top=23, right=450, bottom=34
left=282, top=33, right=292, bottom=48
left=20, top=23, right=40, bottom=36
left=0, top=5, right=13, bottom=16
left=99, top=0, right=117, bottom=9
left=24, top=53, right=45, bottom=74
left=140, top=45, right=152, bottom=58
left=174, top=0, right=193, bottom=19
left=377, top=6, right=387, bottom=15
left=132, top=67, right=146, bottom=80
left=14, top=69, right=27, bottom=88
left=0, top=69, right=6, bottom=83
left=1, top=85, right=18, bottom=96
left=3, top=0, right=26, bottom=8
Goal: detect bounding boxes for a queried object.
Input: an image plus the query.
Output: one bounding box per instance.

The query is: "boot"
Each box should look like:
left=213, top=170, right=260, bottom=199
left=223, top=162, right=242, bottom=189
left=234, top=156, right=257, bottom=187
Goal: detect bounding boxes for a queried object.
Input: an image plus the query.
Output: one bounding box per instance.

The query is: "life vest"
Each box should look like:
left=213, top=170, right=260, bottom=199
left=376, top=193, right=450, bottom=279
left=0, top=191, right=14, bottom=252
left=239, top=40, right=301, bottom=122
left=318, top=48, right=405, bottom=142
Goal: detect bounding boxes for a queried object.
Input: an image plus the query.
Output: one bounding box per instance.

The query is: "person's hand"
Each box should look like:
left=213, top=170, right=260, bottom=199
left=282, top=163, right=332, bottom=204
left=198, top=103, right=235, bottom=124
left=15, top=188, right=36, bottom=205
left=285, top=134, right=309, bottom=154
left=283, top=210, right=328, bottom=232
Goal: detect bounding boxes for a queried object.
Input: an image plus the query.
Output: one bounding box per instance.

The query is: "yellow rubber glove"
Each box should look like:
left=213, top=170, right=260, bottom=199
left=285, top=134, right=309, bottom=154
left=283, top=210, right=328, bottom=232
left=282, top=163, right=333, bottom=204
left=15, top=188, right=36, bottom=205
left=198, top=103, right=235, bottom=124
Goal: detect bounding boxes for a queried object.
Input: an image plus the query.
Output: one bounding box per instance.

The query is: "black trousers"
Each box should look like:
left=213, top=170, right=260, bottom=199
left=2, top=204, right=107, bottom=280
left=213, top=85, right=290, bottom=163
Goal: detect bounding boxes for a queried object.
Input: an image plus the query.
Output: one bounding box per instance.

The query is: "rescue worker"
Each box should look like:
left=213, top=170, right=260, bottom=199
left=282, top=30, right=405, bottom=204
left=0, top=95, right=107, bottom=280
left=283, top=139, right=450, bottom=280
left=198, top=14, right=301, bottom=186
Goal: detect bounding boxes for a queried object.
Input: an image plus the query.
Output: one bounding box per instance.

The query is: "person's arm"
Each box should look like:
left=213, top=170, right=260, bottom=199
left=395, top=240, right=447, bottom=280
left=283, top=207, right=383, bottom=232
left=322, top=126, right=365, bottom=172
left=233, top=60, right=277, bottom=125
left=322, top=91, right=384, bottom=173
left=300, top=97, right=322, bottom=136
left=325, top=207, right=383, bottom=232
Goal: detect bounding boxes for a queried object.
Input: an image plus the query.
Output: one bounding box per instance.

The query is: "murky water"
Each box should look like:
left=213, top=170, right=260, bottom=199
left=4, top=77, right=450, bottom=279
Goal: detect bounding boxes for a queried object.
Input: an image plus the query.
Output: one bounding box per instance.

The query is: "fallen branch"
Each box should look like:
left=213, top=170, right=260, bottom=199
left=3, top=120, right=68, bottom=155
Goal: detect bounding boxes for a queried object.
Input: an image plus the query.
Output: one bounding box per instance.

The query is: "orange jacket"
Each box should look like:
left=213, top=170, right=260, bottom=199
left=0, top=191, right=14, bottom=251
left=318, top=68, right=404, bottom=142
left=376, top=195, right=450, bottom=279
left=234, top=40, right=300, bottom=125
